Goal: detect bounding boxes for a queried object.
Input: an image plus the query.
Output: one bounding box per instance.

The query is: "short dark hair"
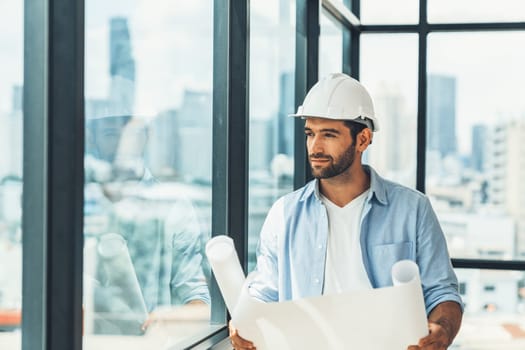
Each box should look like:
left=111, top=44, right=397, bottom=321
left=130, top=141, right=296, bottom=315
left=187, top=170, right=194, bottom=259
left=343, top=120, right=367, bottom=140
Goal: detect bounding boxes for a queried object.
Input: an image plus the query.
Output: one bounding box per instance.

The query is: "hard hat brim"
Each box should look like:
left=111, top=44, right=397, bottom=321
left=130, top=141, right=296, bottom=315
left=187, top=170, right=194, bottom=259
left=288, top=112, right=378, bottom=132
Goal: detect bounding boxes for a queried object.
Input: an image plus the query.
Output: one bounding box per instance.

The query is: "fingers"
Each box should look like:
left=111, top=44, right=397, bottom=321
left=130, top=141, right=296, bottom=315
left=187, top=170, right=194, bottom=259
left=412, top=322, right=450, bottom=350
left=229, top=321, right=256, bottom=350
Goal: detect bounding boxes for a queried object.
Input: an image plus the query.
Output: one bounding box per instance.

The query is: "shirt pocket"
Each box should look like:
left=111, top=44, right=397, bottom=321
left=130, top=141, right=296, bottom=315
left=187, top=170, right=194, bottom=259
left=368, top=242, right=414, bottom=287
left=370, top=241, right=414, bottom=269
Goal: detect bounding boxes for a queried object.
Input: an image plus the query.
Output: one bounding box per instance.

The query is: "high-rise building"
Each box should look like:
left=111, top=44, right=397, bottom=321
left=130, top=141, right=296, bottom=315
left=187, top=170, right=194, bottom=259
left=250, top=118, right=274, bottom=171
left=277, top=71, right=294, bottom=157
left=177, top=89, right=212, bottom=183
left=427, top=74, right=457, bottom=158
left=488, top=120, right=525, bottom=256
left=146, top=109, right=180, bottom=179
left=471, top=124, right=488, bottom=172
left=1, top=85, right=23, bottom=178
left=110, top=17, right=135, bottom=82
left=109, top=17, right=135, bottom=115
left=366, top=83, right=415, bottom=185
left=179, top=89, right=211, bottom=129
left=11, top=85, right=22, bottom=112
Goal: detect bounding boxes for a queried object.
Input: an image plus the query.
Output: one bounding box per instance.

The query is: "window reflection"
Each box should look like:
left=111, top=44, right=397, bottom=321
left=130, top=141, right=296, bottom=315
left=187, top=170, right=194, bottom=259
left=84, top=115, right=210, bottom=336
left=84, top=1, right=213, bottom=347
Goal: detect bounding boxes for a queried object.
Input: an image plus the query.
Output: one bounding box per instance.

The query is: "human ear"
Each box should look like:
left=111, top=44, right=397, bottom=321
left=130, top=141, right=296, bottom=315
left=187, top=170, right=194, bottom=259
left=357, top=129, right=372, bottom=150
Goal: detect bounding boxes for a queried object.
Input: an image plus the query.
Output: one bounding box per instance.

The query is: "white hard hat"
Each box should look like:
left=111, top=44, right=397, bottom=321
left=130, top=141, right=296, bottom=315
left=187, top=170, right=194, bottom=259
left=290, top=73, right=379, bottom=131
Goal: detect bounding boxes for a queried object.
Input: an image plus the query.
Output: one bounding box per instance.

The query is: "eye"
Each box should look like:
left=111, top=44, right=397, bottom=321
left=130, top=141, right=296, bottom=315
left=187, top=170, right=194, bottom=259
left=324, top=133, right=336, bottom=138
left=305, top=131, right=313, bottom=137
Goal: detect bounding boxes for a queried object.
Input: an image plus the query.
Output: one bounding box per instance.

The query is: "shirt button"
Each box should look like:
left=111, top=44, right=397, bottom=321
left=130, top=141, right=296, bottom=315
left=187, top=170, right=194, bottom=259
left=318, top=244, right=322, bottom=249
left=314, top=278, right=320, bottom=284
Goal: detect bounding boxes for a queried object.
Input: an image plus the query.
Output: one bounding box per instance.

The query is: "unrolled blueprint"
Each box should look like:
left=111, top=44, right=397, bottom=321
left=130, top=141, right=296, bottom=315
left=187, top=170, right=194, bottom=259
left=206, top=235, right=428, bottom=350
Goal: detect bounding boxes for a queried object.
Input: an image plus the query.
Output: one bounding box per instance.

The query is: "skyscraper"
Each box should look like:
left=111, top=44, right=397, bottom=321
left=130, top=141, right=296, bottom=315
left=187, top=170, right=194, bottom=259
left=5, top=85, right=22, bottom=178
left=277, top=71, right=294, bottom=157
left=488, top=120, right=525, bottom=256
left=109, top=17, right=135, bottom=115
left=110, top=17, right=135, bottom=82
left=177, top=89, right=212, bottom=183
left=146, top=109, right=180, bottom=179
left=427, top=74, right=457, bottom=158
left=366, top=83, right=415, bottom=186
left=471, top=124, right=488, bottom=172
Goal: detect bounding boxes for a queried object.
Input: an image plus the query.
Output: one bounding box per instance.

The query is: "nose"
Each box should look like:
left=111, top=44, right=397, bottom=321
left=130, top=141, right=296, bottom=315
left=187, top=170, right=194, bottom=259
left=308, top=134, right=323, bottom=154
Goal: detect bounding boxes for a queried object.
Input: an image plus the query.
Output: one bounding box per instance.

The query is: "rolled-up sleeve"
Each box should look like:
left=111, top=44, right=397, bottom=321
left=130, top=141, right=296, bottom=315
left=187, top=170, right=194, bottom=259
left=167, top=199, right=210, bottom=305
left=417, top=197, right=464, bottom=315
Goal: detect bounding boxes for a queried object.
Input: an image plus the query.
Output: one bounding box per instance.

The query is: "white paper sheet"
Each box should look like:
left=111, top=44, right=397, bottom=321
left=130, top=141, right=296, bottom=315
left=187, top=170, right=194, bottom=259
left=206, top=235, right=429, bottom=350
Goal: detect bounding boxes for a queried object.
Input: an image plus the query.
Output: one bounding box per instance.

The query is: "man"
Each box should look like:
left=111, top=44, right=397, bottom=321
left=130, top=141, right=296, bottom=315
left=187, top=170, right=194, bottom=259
left=85, top=113, right=210, bottom=335
left=229, top=73, right=463, bottom=349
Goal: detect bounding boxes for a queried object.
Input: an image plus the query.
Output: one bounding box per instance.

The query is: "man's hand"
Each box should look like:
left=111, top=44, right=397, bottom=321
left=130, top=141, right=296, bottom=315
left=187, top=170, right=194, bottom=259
left=229, top=320, right=256, bottom=350
left=407, top=321, right=451, bottom=350
left=408, top=301, right=462, bottom=350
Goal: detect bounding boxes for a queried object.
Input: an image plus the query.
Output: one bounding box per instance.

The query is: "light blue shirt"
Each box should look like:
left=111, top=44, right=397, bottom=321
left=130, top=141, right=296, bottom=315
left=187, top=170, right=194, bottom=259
left=249, top=165, right=463, bottom=315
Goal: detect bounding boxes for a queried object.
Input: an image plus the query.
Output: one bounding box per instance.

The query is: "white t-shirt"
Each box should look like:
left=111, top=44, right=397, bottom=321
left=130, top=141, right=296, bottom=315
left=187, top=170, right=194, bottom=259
left=321, top=189, right=372, bottom=295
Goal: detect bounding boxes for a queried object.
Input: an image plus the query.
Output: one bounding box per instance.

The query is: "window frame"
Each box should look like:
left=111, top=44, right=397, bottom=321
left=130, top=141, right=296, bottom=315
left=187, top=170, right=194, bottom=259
left=356, top=0, right=525, bottom=270
left=23, top=0, right=85, bottom=349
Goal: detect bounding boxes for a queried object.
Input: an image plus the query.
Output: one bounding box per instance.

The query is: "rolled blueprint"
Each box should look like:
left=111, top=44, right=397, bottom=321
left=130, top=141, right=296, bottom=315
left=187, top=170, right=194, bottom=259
left=390, top=259, right=429, bottom=344
left=208, top=237, right=429, bottom=350
left=392, top=259, right=421, bottom=286
left=205, top=235, right=246, bottom=313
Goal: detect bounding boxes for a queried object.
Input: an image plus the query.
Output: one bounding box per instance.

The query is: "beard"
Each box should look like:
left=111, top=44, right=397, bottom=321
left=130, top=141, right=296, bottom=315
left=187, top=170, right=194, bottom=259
left=309, top=142, right=356, bottom=179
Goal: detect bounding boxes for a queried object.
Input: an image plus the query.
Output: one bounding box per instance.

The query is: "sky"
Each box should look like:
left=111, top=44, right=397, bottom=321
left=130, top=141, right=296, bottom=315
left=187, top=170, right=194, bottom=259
left=360, top=0, right=525, bottom=24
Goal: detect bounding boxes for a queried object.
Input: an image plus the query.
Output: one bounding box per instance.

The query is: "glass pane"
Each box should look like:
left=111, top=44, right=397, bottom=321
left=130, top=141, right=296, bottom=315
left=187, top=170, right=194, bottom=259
left=0, top=0, right=23, bottom=348
left=427, top=32, right=525, bottom=260
left=361, top=0, right=418, bottom=25
left=319, top=9, right=343, bottom=79
left=451, top=268, right=525, bottom=349
left=428, top=0, right=525, bottom=23
left=360, top=34, right=418, bottom=188
left=249, top=0, right=295, bottom=271
left=84, top=1, right=213, bottom=348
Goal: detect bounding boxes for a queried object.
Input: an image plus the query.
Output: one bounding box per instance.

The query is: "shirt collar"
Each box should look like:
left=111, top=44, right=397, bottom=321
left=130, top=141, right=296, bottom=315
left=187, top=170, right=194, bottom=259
left=363, top=164, right=388, bottom=205
left=299, top=164, right=388, bottom=206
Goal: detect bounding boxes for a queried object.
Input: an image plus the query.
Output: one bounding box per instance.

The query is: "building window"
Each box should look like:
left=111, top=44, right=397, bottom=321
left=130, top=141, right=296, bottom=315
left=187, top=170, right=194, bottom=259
left=484, top=285, right=496, bottom=292
left=84, top=1, right=213, bottom=347
left=426, top=32, right=525, bottom=260
left=360, top=33, right=418, bottom=188
left=248, top=0, right=296, bottom=271
left=319, top=9, right=343, bottom=78
left=459, top=282, right=467, bottom=295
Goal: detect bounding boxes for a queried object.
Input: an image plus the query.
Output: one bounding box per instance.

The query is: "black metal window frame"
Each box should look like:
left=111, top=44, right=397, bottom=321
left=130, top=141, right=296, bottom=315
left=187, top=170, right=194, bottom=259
left=23, top=0, right=85, bottom=349
left=20, top=1, right=525, bottom=350
left=352, top=0, right=525, bottom=271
